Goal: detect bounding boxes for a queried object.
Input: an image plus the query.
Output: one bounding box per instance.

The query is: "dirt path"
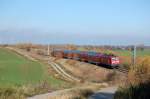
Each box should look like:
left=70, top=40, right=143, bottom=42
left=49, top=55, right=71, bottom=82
left=88, top=86, right=118, bottom=99
left=28, top=85, right=115, bottom=99
left=27, top=88, right=71, bottom=99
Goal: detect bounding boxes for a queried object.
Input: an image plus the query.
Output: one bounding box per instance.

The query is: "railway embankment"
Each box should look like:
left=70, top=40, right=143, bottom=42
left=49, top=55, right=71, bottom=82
left=51, top=57, right=126, bottom=84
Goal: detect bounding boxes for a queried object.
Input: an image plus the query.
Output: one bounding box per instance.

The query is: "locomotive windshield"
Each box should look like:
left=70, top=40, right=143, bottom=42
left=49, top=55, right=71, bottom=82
left=111, top=57, right=119, bottom=61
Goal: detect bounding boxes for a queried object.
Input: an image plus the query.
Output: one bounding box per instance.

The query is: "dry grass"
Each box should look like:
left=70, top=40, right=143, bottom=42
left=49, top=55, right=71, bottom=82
left=0, top=81, right=69, bottom=99
left=0, top=86, right=25, bottom=99
left=0, top=85, right=39, bottom=99
left=114, top=57, right=150, bottom=99
left=128, top=56, right=150, bottom=85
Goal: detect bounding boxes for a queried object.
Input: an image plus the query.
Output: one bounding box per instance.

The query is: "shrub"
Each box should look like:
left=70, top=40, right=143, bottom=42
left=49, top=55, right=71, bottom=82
left=0, top=86, right=25, bottom=99
left=114, top=82, right=150, bottom=99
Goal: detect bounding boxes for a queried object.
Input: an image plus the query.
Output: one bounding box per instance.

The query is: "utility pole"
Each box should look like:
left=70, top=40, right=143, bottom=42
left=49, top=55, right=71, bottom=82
left=47, top=44, right=50, bottom=56
left=132, top=45, right=136, bottom=65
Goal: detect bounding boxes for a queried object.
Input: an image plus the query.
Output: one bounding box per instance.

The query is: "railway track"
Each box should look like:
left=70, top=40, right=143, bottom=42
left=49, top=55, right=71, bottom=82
left=48, top=61, right=81, bottom=82
left=113, top=66, right=129, bottom=74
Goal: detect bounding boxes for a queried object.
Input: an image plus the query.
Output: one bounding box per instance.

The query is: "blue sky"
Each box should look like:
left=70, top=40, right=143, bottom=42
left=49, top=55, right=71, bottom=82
left=0, top=0, right=150, bottom=45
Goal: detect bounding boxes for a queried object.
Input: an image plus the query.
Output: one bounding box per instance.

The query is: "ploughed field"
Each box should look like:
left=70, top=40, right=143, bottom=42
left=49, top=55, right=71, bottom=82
left=0, top=48, right=65, bottom=87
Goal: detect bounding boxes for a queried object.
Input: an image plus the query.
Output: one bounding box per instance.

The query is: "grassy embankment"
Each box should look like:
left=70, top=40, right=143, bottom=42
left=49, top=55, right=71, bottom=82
left=0, top=48, right=70, bottom=98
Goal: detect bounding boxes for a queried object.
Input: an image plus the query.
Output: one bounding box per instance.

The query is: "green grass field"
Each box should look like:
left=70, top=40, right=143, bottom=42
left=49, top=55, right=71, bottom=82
left=0, top=48, right=66, bottom=88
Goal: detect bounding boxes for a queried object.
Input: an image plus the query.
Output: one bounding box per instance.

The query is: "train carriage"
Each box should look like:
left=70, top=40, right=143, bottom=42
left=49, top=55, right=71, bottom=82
left=72, top=50, right=81, bottom=60
left=87, top=51, right=98, bottom=63
left=79, top=51, right=89, bottom=62
left=63, top=50, right=69, bottom=58
left=52, top=49, right=64, bottom=58
left=89, top=53, right=103, bottom=64
left=63, top=50, right=74, bottom=59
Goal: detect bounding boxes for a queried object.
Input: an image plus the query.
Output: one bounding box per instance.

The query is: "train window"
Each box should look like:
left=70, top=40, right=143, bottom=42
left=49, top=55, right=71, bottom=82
left=112, top=57, right=119, bottom=61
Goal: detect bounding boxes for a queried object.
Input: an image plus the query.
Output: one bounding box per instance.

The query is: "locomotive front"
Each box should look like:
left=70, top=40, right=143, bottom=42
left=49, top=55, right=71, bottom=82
left=110, top=56, right=120, bottom=67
